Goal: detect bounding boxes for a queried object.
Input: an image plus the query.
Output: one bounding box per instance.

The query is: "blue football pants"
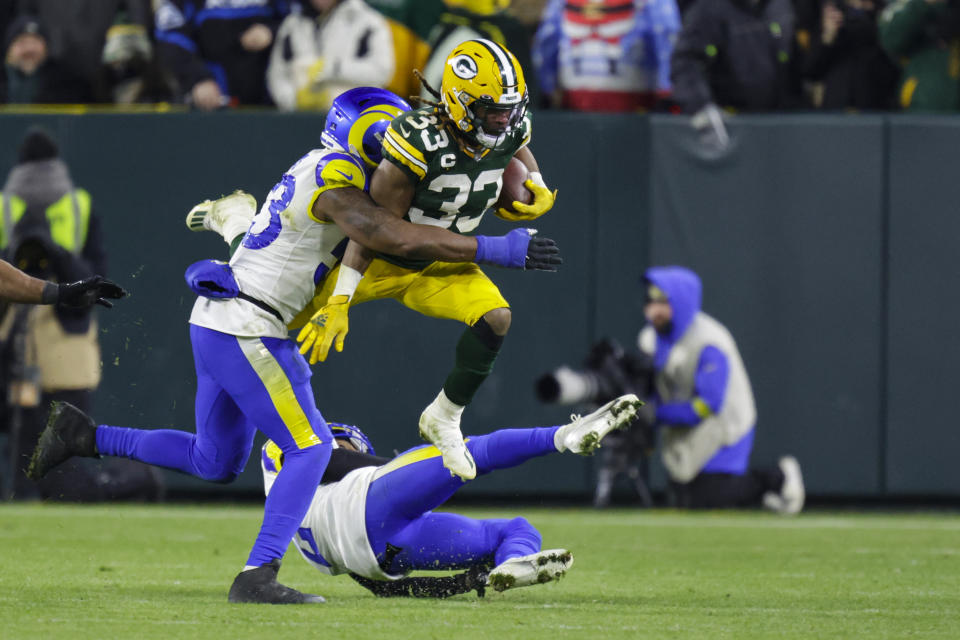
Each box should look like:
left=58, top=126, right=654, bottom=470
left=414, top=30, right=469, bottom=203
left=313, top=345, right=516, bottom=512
left=96, top=325, right=333, bottom=567
left=366, top=426, right=560, bottom=573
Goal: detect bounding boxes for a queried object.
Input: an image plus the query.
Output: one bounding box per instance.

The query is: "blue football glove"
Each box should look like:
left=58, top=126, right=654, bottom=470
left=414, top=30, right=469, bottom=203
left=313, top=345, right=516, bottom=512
left=474, top=228, right=562, bottom=272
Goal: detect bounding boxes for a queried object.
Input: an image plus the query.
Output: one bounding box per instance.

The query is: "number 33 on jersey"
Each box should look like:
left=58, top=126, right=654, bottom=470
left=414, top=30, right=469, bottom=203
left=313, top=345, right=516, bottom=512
left=381, top=106, right=532, bottom=234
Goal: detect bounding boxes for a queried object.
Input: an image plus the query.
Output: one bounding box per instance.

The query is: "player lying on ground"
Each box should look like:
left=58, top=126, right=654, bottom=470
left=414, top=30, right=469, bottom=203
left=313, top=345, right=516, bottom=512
left=260, top=394, right=643, bottom=598
left=30, top=393, right=641, bottom=598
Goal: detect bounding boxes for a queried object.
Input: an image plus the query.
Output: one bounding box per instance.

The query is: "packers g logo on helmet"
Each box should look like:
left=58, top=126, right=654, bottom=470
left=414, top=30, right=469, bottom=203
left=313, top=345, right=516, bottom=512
left=440, top=39, right=528, bottom=150
left=450, top=54, right=478, bottom=80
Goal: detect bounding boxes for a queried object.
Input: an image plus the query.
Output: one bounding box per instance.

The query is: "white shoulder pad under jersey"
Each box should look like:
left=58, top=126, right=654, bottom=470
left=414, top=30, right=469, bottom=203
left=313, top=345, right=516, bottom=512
left=189, top=148, right=367, bottom=338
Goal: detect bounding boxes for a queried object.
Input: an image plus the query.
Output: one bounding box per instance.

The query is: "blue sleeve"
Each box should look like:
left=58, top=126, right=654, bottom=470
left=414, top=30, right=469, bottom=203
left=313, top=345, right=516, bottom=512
left=655, top=400, right=700, bottom=425
left=532, top=0, right=563, bottom=96
left=654, top=345, right=730, bottom=426
left=694, top=345, right=729, bottom=413
left=646, top=0, right=681, bottom=92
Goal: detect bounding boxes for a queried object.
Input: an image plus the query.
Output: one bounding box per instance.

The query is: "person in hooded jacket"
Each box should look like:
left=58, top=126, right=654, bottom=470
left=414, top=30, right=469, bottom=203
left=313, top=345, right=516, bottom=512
left=639, top=266, right=805, bottom=513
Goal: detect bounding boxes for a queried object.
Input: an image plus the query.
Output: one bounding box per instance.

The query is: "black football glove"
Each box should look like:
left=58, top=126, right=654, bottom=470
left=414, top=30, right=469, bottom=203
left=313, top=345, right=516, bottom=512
left=525, top=235, right=562, bottom=272
left=58, top=275, right=128, bottom=309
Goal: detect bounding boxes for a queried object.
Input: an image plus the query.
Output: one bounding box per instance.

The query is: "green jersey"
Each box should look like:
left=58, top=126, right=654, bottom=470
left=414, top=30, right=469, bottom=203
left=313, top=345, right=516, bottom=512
left=380, top=105, right=532, bottom=269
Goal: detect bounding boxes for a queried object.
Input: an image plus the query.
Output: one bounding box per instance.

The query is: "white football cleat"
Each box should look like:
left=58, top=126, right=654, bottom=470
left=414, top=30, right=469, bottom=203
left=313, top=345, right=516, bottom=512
left=763, top=455, right=805, bottom=515
left=185, top=190, right=257, bottom=242
left=487, top=549, right=573, bottom=593
left=554, top=393, right=643, bottom=455
left=419, top=391, right=476, bottom=480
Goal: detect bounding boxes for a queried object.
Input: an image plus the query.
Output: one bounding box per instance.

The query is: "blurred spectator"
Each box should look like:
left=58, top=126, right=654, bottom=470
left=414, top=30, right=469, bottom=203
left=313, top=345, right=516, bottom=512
left=639, top=266, right=804, bottom=513
left=670, top=0, right=797, bottom=114
left=154, top=0, right=289, bottom=110
left=798, top=0, right=899, bottom=109
left=267, top=0, right=394, bottom=111
left=533, top=0, right=680, bottom=112
left=365, top=0, right=443, bottom=98
left=15, top=0, right=152, bottom=100
left=98, top=21, right=178, bottom=103
left=879, top=0, right=960, bottom=111
left=0, top=128, right=161, bottom=501
left=420, top=1, right=536, bottom=105
left=2, top=15, right=92, bottom=104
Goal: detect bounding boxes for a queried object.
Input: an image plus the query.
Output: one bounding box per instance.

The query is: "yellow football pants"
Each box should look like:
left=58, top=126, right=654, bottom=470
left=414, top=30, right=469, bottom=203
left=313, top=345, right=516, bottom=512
left=288, top=259, right=510, bottom=330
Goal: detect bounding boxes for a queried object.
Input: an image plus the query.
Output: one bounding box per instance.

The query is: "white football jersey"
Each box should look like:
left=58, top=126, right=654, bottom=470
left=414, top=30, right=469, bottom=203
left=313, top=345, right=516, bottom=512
left=261, top=443, right=402, bottom=581
left=190, top=148, right=368, bottom=338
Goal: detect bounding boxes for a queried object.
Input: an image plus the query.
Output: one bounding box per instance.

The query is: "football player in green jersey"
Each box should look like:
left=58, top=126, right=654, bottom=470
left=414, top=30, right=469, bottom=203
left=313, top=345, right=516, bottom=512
left=295, top=39, right=559, bottom=481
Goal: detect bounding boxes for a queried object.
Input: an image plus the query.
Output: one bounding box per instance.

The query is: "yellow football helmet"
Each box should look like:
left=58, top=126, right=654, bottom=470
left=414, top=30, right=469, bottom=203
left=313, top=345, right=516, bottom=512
left=440, top=39, right=528, bottom=150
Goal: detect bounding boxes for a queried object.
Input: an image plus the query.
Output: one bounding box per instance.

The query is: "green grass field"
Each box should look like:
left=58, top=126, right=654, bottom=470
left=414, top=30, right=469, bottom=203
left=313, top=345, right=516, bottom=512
left=1, top=504, right=958, bottom=639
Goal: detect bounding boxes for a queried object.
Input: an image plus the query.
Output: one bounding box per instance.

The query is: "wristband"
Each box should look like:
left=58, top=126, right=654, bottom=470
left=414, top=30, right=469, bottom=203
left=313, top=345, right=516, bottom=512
left=474, top=229, right=531, bottom=269
left=41, top=281, right=59, bottom=305
left=528, top=172, right=547, bottom=188
left=332, top=265, right=363, bottom=300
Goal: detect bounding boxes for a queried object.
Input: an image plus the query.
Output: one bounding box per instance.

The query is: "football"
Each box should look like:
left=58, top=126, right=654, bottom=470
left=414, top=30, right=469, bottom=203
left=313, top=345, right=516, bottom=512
left=495, top=157, right=533, bottom=214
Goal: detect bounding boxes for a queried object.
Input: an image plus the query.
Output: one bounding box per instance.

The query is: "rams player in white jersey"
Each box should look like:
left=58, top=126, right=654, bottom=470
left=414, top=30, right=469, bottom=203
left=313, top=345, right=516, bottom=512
left=262, top=394, right=643, bottom=597
left=27, top=87, right=559, bottom=605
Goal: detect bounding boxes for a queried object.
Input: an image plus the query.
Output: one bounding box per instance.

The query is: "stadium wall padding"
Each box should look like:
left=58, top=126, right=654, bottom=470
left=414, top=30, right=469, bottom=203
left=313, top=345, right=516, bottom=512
left=0, top=112, right=956, bottom=498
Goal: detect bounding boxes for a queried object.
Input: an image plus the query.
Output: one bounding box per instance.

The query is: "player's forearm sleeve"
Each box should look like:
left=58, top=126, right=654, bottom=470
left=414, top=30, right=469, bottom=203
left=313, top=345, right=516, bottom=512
left=655, top=346, right=729, bottom=425
left=694, top=345, right=729, bottom=414
left=655, top=401, right=701, bottom=426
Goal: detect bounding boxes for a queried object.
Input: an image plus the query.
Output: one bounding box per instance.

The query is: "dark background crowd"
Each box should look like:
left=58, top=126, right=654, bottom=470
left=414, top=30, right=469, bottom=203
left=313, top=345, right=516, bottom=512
left=0, top=0, right=957, bottom=114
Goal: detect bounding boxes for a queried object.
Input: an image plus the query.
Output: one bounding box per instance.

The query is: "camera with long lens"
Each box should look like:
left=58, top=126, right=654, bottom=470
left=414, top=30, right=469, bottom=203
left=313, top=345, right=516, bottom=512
left=537, top=338, right=657, bottom=507
left=535, top=338, right=654, bottom=406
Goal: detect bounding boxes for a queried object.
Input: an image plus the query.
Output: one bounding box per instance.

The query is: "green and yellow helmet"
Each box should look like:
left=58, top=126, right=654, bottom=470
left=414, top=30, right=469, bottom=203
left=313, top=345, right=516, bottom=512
left=440, top=38, right=527, bottom=150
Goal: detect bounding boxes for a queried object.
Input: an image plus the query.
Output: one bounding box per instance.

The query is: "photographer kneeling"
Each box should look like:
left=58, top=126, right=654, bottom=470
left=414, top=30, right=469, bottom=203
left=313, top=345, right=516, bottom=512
left=641, top=266, right=804, bottom=514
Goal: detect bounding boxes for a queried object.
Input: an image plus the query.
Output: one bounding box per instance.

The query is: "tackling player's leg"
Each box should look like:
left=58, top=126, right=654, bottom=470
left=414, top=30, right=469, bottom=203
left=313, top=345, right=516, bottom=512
left=360, top=396, right=640, bottom=589
left=28, top=326, right=333, bottom=604
left=186, top=190, right=257, bottom=257
left=212, top=330, right=332, bottom=604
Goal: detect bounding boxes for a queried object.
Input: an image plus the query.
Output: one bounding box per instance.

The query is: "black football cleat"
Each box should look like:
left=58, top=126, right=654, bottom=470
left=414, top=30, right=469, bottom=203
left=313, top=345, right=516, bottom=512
left=228, top=559, right=326, bottom=604
left=27, top=401, right=99, bottom=481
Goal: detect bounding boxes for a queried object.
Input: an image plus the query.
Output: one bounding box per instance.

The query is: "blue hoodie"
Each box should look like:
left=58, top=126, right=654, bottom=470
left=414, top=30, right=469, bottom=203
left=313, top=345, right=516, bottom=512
left=645, top=266, right=700, bottom=368
left=644, top=266, right=730, bottom=426
left=644, top=266, right=755, bottom=475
